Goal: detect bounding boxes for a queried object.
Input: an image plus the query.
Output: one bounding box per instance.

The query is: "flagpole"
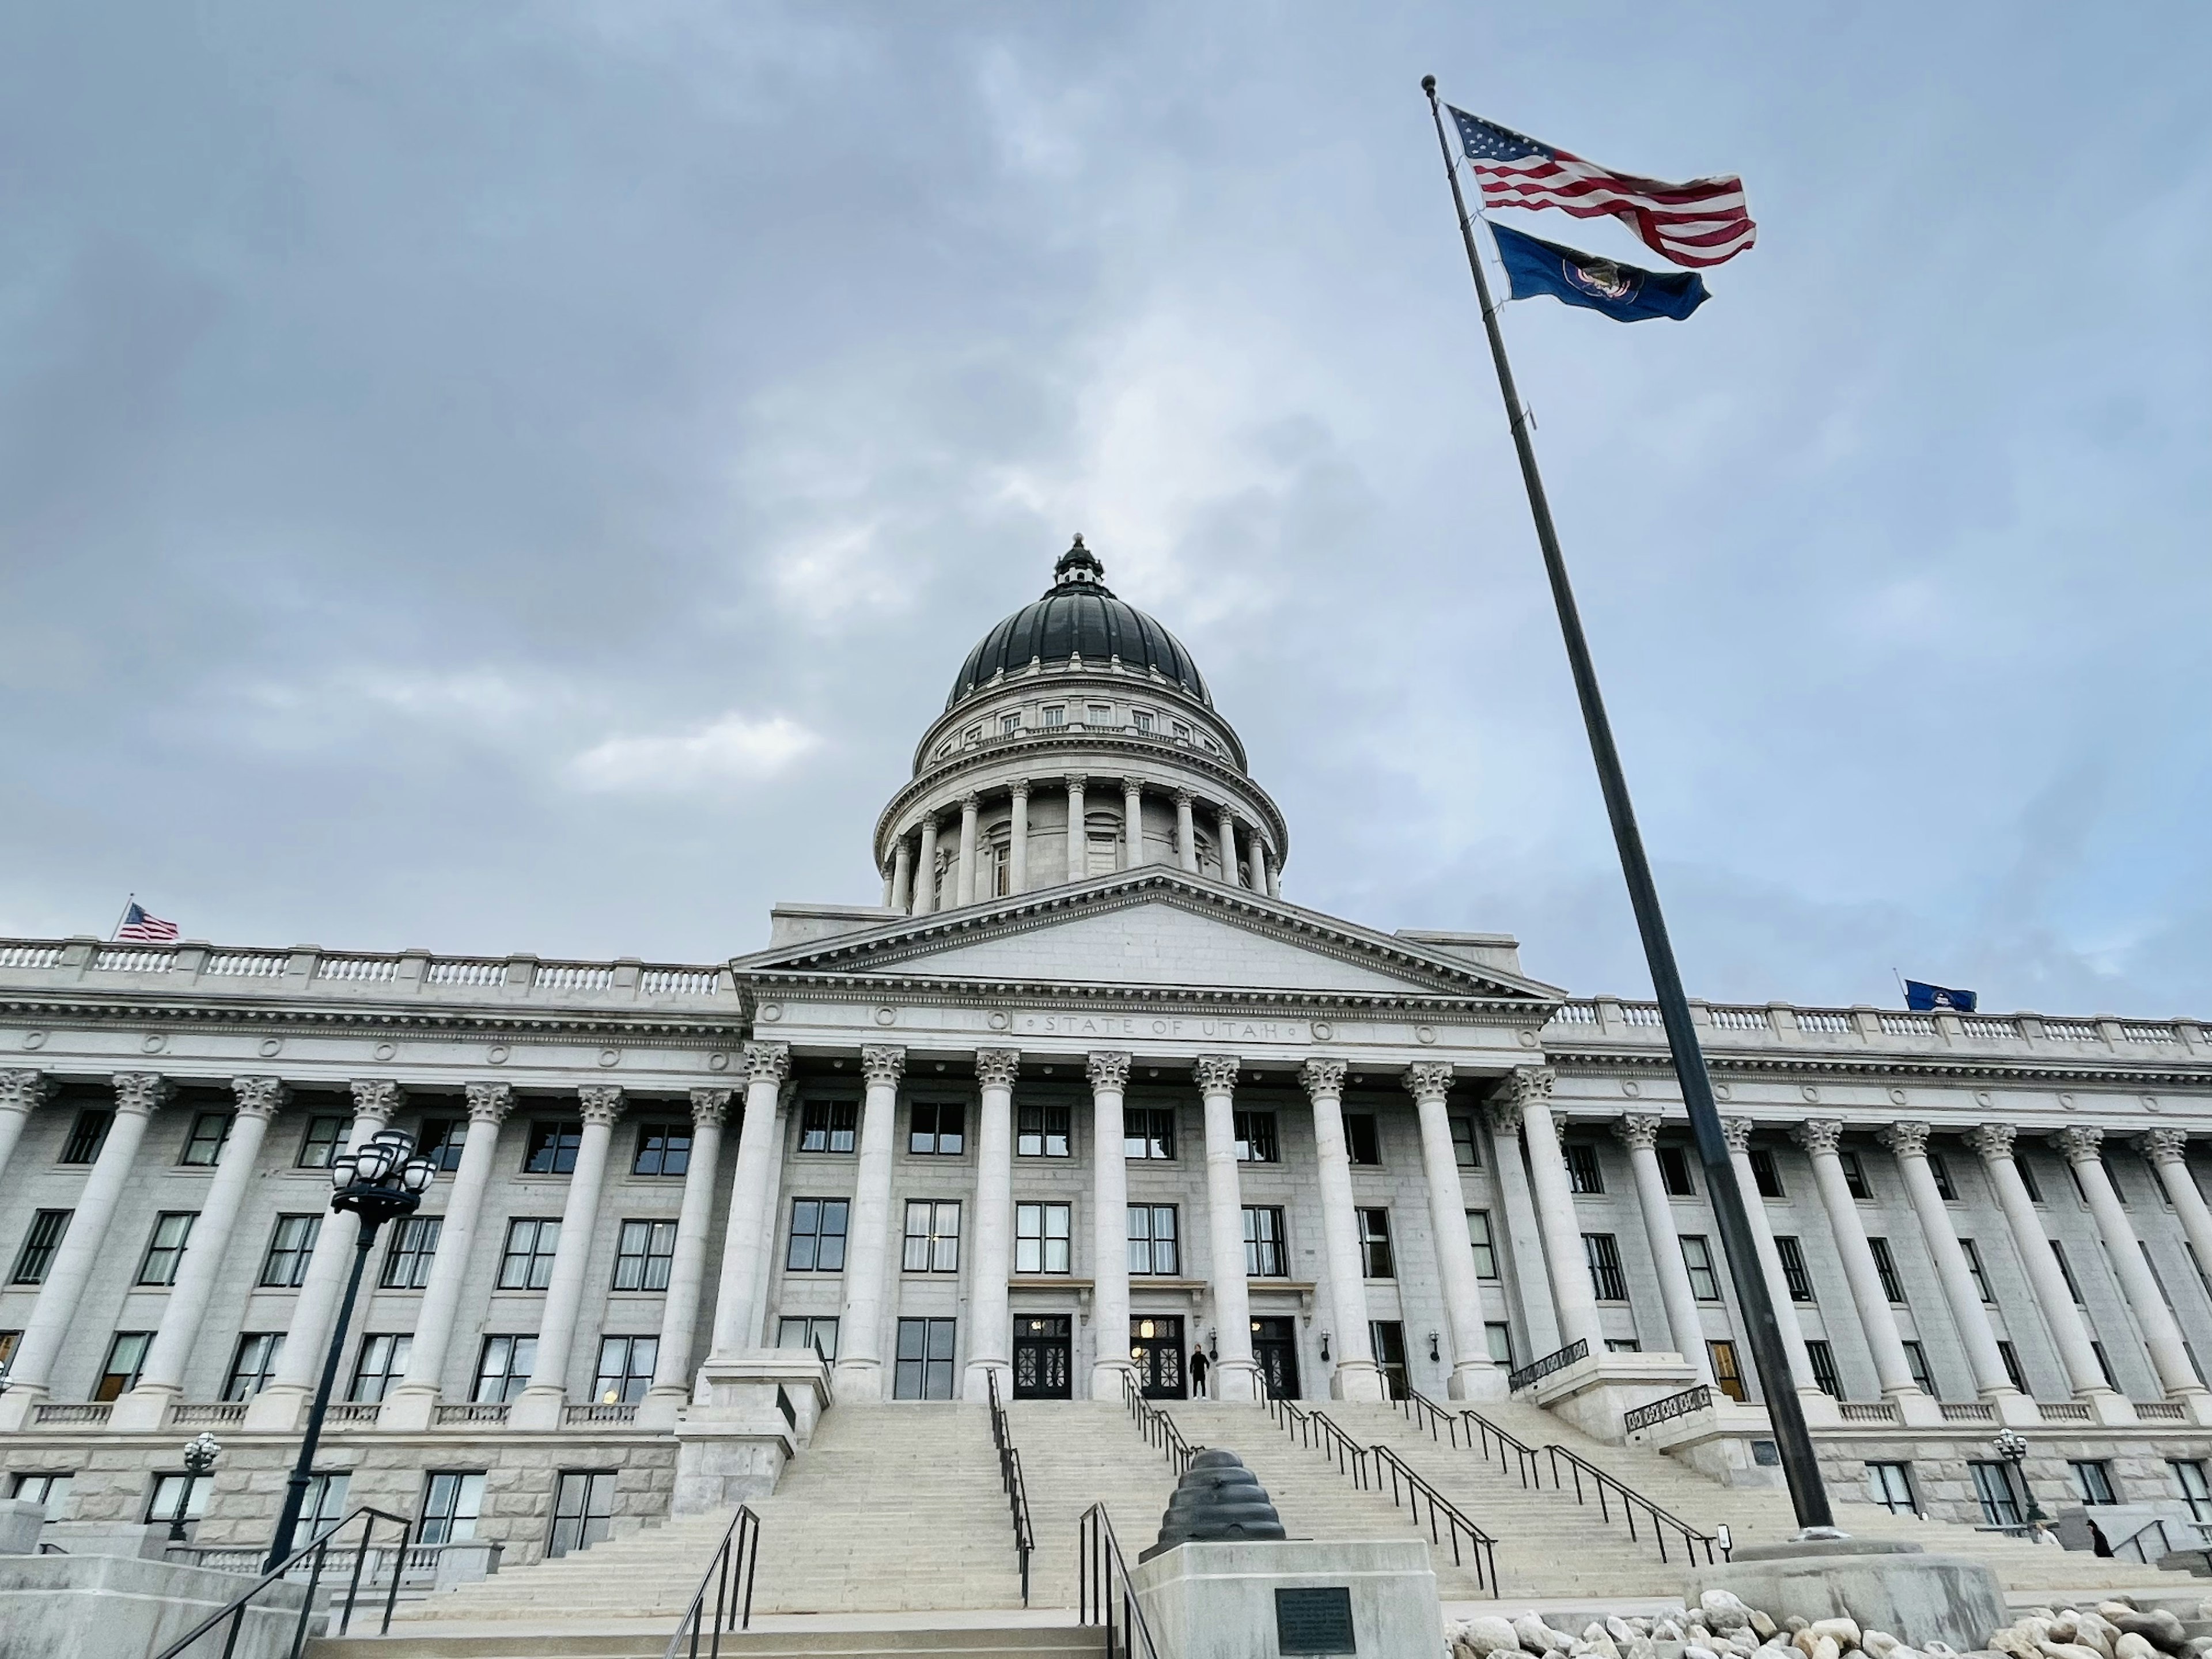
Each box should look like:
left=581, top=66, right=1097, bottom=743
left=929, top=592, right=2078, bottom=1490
left=1422, top=75, right=1835, bottom=1533
left=111, top=893, right=135, bottom=943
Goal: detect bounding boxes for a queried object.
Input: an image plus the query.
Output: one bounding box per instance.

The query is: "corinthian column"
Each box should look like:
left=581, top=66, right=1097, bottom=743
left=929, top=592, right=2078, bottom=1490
left=1215, top=806, right=1241, bottom=888
left=0, top=1073, right=166, bottom=1429
left=1616, top=1115, right=1715, bottom=1386
left=113, top=1077, right=288, bottom=1431
left=1880, top=1122, right=2021, bottom=1410
left=1173, top=791, right=1198, bottom=873
left=1301, top=1059, right=1381, bottom=1400
left=890, top=839, right=914, bottom=913
left=707, top=1043, right=791, bottom=1356
left=2054, top=1124, right=2207, bottom=1403
left=2139, top=1131, right=2212, bottom=1324
left=1196, top=1055, right=1257, bottom=1401
left=965, top=1049, right=1020, bottom=1400
left=1720, top=1119, right=1820, bottom=1396
left=1967, top=1122, right=2110, bottom=1404
left=381, top=1082, right=513, bottom=1430
left=1121, top=780, right=1144, bottom=869
left=1512, top=1067, right=1603, bottom=1355
left=1065, top=778, right=1087, bottom=881
left=955, top=793, right=981, bottom=908
left=1009, top=783, right=1031, bottom=895
left=638, top=1089, right=731, bottom=1427
left=1407, top=1063, right=1501, bottom=1399
left=1484, top=1086, right=1558, bottom=1358
left=834, top=1044, right=906, bottom=1400
left=1252, top=838, right=1274, bottom=897
left=0, top=1070, right=48, bottom=1190
left=1088, top=1052, right=1134, bottom=1399
left=1794, top=1119, right=1919, bottom=1402
left=511, top=1086, right=626, bottom=1429
left=914, top=816, right=940, bottom=916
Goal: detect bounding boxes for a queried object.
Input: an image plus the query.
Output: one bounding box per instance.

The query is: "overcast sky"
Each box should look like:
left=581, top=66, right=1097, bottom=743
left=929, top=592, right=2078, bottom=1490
left=3, top=3, right=2207, bottom=1017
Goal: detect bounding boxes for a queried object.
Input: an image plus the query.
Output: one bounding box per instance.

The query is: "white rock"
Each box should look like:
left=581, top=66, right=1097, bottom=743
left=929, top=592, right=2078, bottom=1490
left=1518, top=1613, right=1573, bottom=1656
left=1811, top=1619, right=1863, bottom=1652
left=1627, top=1641, right=1660, bottom=1659
left=1752, top=1618, right=1779, bottom=1643
left=1865, top=1633, right=1902, bottom=1659
left=1609, top=1619, right=1642, bottom=1646
left=1656, top=1625, right=1685, bottom=1643
left=2116, top=1637, right=2160, bottom=1659
left=1703, top=1593, right=1755, bottom=1635
left=1687, top=1645, right=1724, bottom=1659
left=1463, top=1617, right=1525, bottom=1658
left=2046, top=1642, right=2110, bottom=1659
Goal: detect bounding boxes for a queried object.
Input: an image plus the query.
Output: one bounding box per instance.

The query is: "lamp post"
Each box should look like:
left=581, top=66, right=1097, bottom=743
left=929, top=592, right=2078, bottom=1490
left=169, top=1432, right=222, bottom=1543
left=263, top=1127, right=434, bottom=1573
left=1992, top=1429, right=2049, bottom=1526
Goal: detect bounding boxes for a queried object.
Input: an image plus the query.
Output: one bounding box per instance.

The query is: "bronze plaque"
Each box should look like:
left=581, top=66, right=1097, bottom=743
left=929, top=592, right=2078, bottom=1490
left=1275, top=1586, right=1355, bottom=1654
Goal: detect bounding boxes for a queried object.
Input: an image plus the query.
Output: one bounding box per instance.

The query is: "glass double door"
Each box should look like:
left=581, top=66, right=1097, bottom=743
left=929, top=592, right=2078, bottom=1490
left=1251, top=1317, right=1300, bottom=1400
left=1013, top=1315, right=1072, bottom=1399
left=1130, top=1315, right=1186, bottom=1399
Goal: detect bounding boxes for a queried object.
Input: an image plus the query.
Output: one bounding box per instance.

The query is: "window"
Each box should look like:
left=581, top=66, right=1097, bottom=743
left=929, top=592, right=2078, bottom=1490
left=909, top=1101, right=965, bottom=1156
left=419, top=1472, right=485, bottom=1545
left=1680, top=1236, right=1722, bottom=1300
left=1659, top=1146, right=1695, bottom=1197
left=0, top=1331, right=15, bottom=1370
left=2093, top=1339, right=2119, bottom=1392
left=12, top=1210, right=70, bottom=1284
left=474, top=1335, right=537, bottom=1403
left=894, top=1318, right=958, bottom=1400
left=1134, top=709, right=1156, bottom=733
left=180, top=1112, right=232, bottom=1167
left=1607, top=1338, right=1642, bottom=1354
left=1016, top=1203, right=1072, bottom=1275
left=1041, top=704, right=1065, bottom=728
left=498, top=1219, right=561, bottom=1290
left=381, top=1216, right=442, bottom=1290
left=297, top=1116, right=346, bottom=1169
left=1927, top=1150, right=1959, bottom=1201
left=1708, top=1340, right=1745, bottom=1403
left=1358, top=1209, right=1395, bottom=1278
left=138, top=1212, right=196, bottom=1286
left=777, top=1316, right=839, bottom=1360
left=1866, top=1462, right=1915, bottom=1514
left=222, top=1332, right=285, bottom=1400
left=1124, top=1108, right=1175, bottom=1160
left=2069, top=1460, right=2118, bottom=1505
left=592, top=1336, right=658, bottom=1404
left=1749, top=1147, right=1785, bottom=1199
left=1128, top=1206, right=1179, bottom=1275
left=1344, top=1114, right=1381, bottom=1166
left=1085, top=703, right=1112, bottom=727
left=1998, top=1339, right=2028, bottom=1394
left=12, top=1473, right=73, bottom=1516
left=2104, top=1156, right=2130, bottom=1206
left=1017, top=1103, right=1071, bottom=1158
left=1466, top=1211, right=1498, bottom=1279
left=95, top=1332, right=153, bottom=1401
left=612, top=1219, right=677, bottom=1290
left=286, top=1472, right=350, bottom=1553
left=902, top=1200, right=960, bottom=1272
left=2017, top=1157, right=2043, bottom=1203
left=1244, top=1206, right=1286, bottom=1278
left=1450, top=1116, right=1480, bottom=1168
left=1234, top=1111, right=1279, bottom=1164
left=785, top=1201, right=849, bottom=1272
left=146, top=1472, right=211, bottom=1527
left=1584, top=1233, right=1626, bottom=1301
left=1486, top=1323, right=1514, bottom=1365
left=631, top=1123, right=691, bottom=1177
left=418, top=1118, right=466, bottom=1172
left=1775, top=1236, right=1815, bottom=1302
left=2171, top=1460, right=2212, bottom=1524
left=524, top=1121, right=582, bottom=1175
left=1806, top=1339, right=1842, bottom=1399
left=1903, top=1340, right=1937, bottom=1399
left=2142, top=1241, right=2176, bottom=1307
left=794, top=1097, right=857, bottom=1154
left=1839, top=1150, right=1873, bottom=1200
left=2190, top=1243, right=2212, bottom=1300
left=2051, top=1240, right=2086, bottom=1303
left=60, top=1109, right=112, bottom=1165
left=1971, top=1460, right=2024, bottom=1527
left=1565, top=1143, right=1604, bottom=1194
left=2066, top=1160, right=2090, bottom=1206
left=1000, top=713, right=1021, bottom=735
left=1869, top=1238, right=1906, bottom=1304
left=1960, top=1238, right=1995, bottom=1304
left=1172, top=721, right=1190, bottom=741
left=349, top=1334, right=412, bottom=1403
left=548, top=1471, right=616, bottom=1558
left=260, top=1215, right=321, bottom=1287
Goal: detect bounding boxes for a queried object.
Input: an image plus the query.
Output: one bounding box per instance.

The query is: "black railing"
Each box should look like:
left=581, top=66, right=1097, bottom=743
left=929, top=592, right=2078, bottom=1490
left=1120, top=1368, right=1197, bottom=1475
left=1371, top=1446, right=1500, bottom=1597
left=1399, top=1390, right=1467, bottom=1446
left=1506, top=1338, right=1587, bottom=1392
left=1544, top=1444, right=1722, bottom=1566
left=151, top=1505, right=411, bottom=1659
left=1079, top=1504, right=1164, bottom=1659
left=986, top=1369, right=1036, bottom=1606
left=1305, top=1410, right=1370, bottom=1489
left=663, top=1504, right=762, bottom=1659
left=1459, top=1410, right=1547, bottom=1491
left=1623, top=1384, right=1712, bottom=1435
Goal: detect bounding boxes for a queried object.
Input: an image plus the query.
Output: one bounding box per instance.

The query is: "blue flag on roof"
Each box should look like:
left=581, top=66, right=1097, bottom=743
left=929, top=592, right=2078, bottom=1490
left=1490, top=219, right=1709, bottom=324
left=1904, top=980, right=1978, bottom=1013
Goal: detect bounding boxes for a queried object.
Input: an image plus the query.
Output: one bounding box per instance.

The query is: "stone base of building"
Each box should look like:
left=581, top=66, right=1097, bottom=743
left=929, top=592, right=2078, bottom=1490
left=1686, top=1537, right=2005, bottom=1654
left=670, top=1348, right=832, bottom=1516
left=0, top=1551, right=313, bottom=1659
left=1131, top=1537, right=1442, bottom=1659
left=1631, top=1395, right=1789, bottom=1488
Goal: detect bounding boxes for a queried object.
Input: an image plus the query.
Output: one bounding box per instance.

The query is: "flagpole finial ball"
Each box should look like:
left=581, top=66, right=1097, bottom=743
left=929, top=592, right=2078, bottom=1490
left=1421, top=74, right=1437, bottom=94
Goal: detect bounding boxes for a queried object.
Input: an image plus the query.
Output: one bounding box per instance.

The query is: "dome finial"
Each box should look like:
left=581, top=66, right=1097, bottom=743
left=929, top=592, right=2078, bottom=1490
left=1051, top=532, right=1108, bottom=593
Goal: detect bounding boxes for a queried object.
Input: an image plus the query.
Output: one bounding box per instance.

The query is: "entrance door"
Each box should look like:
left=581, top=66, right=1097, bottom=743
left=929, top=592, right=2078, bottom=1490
left=1368, top=1320, right=1410, bottom=1401
left=1013, top=1316, right=1073, bottom=1400
left=1130, top=1315, right=1185, bottom=1399
left=1251, top=1317, right=1300, bottom=1400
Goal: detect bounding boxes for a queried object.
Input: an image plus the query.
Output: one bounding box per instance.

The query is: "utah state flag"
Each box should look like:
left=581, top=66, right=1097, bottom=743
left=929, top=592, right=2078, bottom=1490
left=1491, top=220, right=1709, bottom=324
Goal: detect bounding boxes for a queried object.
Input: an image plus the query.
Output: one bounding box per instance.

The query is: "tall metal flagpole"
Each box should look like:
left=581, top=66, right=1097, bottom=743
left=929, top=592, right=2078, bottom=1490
left=1421, top=75, right=1834, bottom=1532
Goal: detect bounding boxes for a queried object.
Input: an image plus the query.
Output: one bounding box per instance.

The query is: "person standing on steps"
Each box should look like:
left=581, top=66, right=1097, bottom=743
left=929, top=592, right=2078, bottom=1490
left=1190, top=1346, right=1210, bottom=1398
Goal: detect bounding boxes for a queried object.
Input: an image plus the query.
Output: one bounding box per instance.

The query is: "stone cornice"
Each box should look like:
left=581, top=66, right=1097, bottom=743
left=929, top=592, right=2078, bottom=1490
left=742, top=970, right=1547, bottom=1022
left=1543, top=1045, right=2209, bottom=1093
left=0, top=991, right=745, bottom=1048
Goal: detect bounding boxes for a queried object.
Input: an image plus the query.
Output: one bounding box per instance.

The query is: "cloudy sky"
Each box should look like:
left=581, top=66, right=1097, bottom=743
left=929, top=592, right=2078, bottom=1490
left=3, top=3, right=2207, bottom=1016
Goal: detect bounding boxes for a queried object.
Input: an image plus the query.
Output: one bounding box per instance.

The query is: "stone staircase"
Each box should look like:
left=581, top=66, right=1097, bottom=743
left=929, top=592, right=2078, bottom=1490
left=1003, top=1400, right=1179, bottom=1607
left=310, top=1624, right=1103, bottom=1658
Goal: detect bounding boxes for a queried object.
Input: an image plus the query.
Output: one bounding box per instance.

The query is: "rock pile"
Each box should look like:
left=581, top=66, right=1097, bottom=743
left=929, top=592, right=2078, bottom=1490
left=1987, top=1602, right=2212, bottom=1659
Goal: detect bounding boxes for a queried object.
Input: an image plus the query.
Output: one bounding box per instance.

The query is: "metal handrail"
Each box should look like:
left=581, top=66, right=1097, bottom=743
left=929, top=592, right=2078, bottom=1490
left=1507, top=1338, right=1588, bottom=1392
left=1079, top=1503, right=1164, bottom=1659
left=986, top=1369, right=1036, bottom=1606
left=1306, top=1410, right=1370, bottom=1489
left=1400, top=1390, right=1467, bottom=1446
left=662, top=1504, right=762, bottom=1659
left=1120, top=1368, right=1197, bottom=1475
left=1623, top=1383, right=1712, bottom=1435
left=1459, top=1410, right=1547, bottom=1490
left=1370, top=1445, right=1500, bottom=1597
left=1544, top=1443, right=1722, bottom=1566
left=151, top=1505, right=412, bottom=1659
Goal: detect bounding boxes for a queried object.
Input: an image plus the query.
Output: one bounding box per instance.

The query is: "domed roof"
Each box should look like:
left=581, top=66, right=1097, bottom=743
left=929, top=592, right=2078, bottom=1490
left=947, top=537, right=1210, bottom=710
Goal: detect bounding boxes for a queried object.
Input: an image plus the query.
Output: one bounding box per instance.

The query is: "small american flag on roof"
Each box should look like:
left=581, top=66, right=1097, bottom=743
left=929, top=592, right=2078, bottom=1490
left=1448, top=105, right=1756, bottom=268
left=115, top=902, right=180, bottom=943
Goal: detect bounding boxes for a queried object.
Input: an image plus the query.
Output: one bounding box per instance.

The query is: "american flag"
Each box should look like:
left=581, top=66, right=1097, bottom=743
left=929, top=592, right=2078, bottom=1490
left=1449, top=106, right=1755, bottom=269
left=115, top=901, right=180, bottom=943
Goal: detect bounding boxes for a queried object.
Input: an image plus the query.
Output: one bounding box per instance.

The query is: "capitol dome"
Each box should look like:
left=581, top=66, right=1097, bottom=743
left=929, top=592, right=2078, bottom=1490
left=946, top=536, right=1210, bottom=710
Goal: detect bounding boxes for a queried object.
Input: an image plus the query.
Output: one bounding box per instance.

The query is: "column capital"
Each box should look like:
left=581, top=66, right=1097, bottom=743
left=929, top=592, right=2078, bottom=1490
left=1615, top=1113, right=1664, bottom=1151
left=1719, top=1116, right=1754, bottom=1154
left=1010, top=779, right=1031, bottom=801
left=2051, top=1124, right=2105, bottom=1164
left=2137, top=1128, right=2192, bottom=1167
left=578, top=1085, right=625, bottom=1127
left=1792, top=1118, right=1845, bottom=1156
left=0, top=1070, right=51, bottom=1113
left=690, top=1088, right=733, bottom=1128
left=1086, top=1051, right=1131, bottom=1090
left=1193, top=1054, right=1240, bottom=1096
left=741, top=1040, right=792, bottom=1088
left=350, top=1078, right=404, bottom=1123
left=230, top=1077, right=289, bottom=1120
left=861, top=1044, right=907, bottom=1087
left=465, top=1081, right=515, bottom=1125
left=1506, top=1065, right=1555, bottom=1110
left=961, top=792, right=982, bottom=813
left=109, top=1072, right=169, bottom=1116
left=975, top=1048, right=1021, bottom=1089
left=1402, top=1062, right=1454, bottom=1103
left=1061, top=774, right=1086, bottom=793
left=1485, top=1094, right=1525, bottom=1134
left=1173, top=787, right=1194, bottom=807
left=1878, top=1120, right=1933, bottom=1158
left=1965, top=1122, right=2017, bottom=1160
left=1118, top=777, right=1141, bottom=796
left=1300, top=1058, right=1348, bottom=1099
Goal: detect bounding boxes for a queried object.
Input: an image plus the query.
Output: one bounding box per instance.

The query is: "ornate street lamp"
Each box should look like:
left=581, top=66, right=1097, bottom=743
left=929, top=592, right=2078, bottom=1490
left=169, top=1432, right=222, bottom=1543
left=1992, top=1429, right=2050, bottom=1525
left=263, top=1127, right=434, bottom=1573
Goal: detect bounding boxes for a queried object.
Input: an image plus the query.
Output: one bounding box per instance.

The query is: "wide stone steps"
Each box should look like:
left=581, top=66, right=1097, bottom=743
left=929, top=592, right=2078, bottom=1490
left=310, top=1619, right=1104, bottom=1658
left=1003, top=1400, right=1181, bottom=1607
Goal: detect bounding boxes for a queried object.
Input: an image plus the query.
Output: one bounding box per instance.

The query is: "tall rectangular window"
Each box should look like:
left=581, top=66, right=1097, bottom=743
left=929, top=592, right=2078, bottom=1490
left=1971, top=1461, right=2023, bottom=1527
left=1927, top=1150, right=1959, bottom=1200
left=60, top=1110, right=112, bottom=1165
left=1708, top=1340, right=1745, bottom=1402
left=592, top=1336, right=658, bottom=1404
left=1040, top=704, right=1065, bottom=728
left=1998, top=1339, right=2028, bottom=1394
left=1775, top=1236, right=1815, bottom=1302
left=96, top=1332, right=153, bottom=1401
left=902, top=1200, right=960, bottom=1272
left=11, top=1211, right=70, bottom=1285
left=1124, top=1108, right=1175, bottom=1160
left=1868, top=1237, right=1906, bottom=1303
left=498, top=1218, right=561, bottom=1290
left=631, top=1123, right=691, bottom=1177
left=893, top=1318, right=957, bottom=1400
left=2092, top=1340, right=2118, bottom=1392
left=381, top=1216, right=442, bottom=1290
left=1016, top=1202, right=1073, bottom=1274
left=260, top=1215, right=321, bottom=1287
left=1680, top=1236, right=1721, bottom=1301
left=524, top=1121, right=582, bottom=1175
left=288, top=1473, right=350, bottom=1554
left=418, top=1118, right=467, bottom=1172
left=2051, top=1239, right=2086, bottom=1302
left=2171, top=1460, right=2212, bottom=1522
left=777, top=1316, right=839, bottom=1360
left=1243, top=1206, right=1286, bottom=1278
left=1466, top=1211, right=1498, bottom=1279
left=611, top=1219, right=676, bottom=1290
left=2017, top=1157, right=2044, bottom=1203
left=1902, top=1339, right=1937, bottom=1399
left=222, top=1333, right=285, bottom=1401
left=2142, top=1241, right=2176, bottom=1307
left=1565, top=1143, right=1604, bottom=1194
left=798, top=1098, right=858, bottom=1154
left=179, top=1112, right=232, bottom=1167
left=2069, top=1460, right=2118, bottom=1505
left=1017, top=1103, right=1071, bottom=1158
left=785, top=1200, right=849, bottom=1272
left=419, top=1472, right=486, bottom=1545
left=297, top=1116, right=346, bottom=1169
left=1749, top=1147, right=1785, bottom=1199
left=1128, top=1206, right=1179, bottom=1275
left=1584, top=1233, right=1626, bottom=1301
left=548, top=1471, right=616, bottom=1558
left=1839, top=1150, right=1873, bottom=1200
left=12, top=1473, right=73, bottom=1516
left=1806, top=1339, right=1842, bottom=1399
left=908, top=1102, right=965, bottom=1156
left=137, top=1212, right=196, bottom=1286
left=2190, top=1243, right=2212, bottom=1300
left=473, top=1335, right=537, bottom=1403
left=1357, top=1209, right=1395, bottom=1278
left=1866, top=1462, right=1915, bottom=1514
left=2066, top=1160, right=2090, bottom=1206
left=1344, top=1114, right=1381, bottom=1166
left=1450, top=1115, right=1480, bottom=1168
left=1486, top=1323, right=1514, bottom=1365
left=1233, top=1111, right=1278, bottom=1164
left=1960, top=1238, right=1996, bottom=1303
left=349, top=1334, right=412, bottom=1403
left=1658, top=1146, right=1695, bottom=1197
left=146, top=1472, right=211, bottom=1527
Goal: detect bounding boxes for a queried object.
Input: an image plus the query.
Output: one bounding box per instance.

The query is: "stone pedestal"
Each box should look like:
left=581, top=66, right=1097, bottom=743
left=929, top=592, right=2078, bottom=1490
left=104, top=1384, right=177, bottom=1433
left=0, top=1499, right=47, bottom=1555
left=1525, top=1349, right=1698, bottom=1444
left=1446, top=1364, right=1509, bottom=1403
left=671, top=1349, right=831, bottom=1516
left=1131, top=1539, right=1442, bottom=1659
left=0, top=1553, right=313, bottom=1659
left=41, top=1521, right=173, bottom=1560
left=1685, top=1538, right=2005, bottom=1654
left=1627, top=1395, right=1785, bottom=1488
